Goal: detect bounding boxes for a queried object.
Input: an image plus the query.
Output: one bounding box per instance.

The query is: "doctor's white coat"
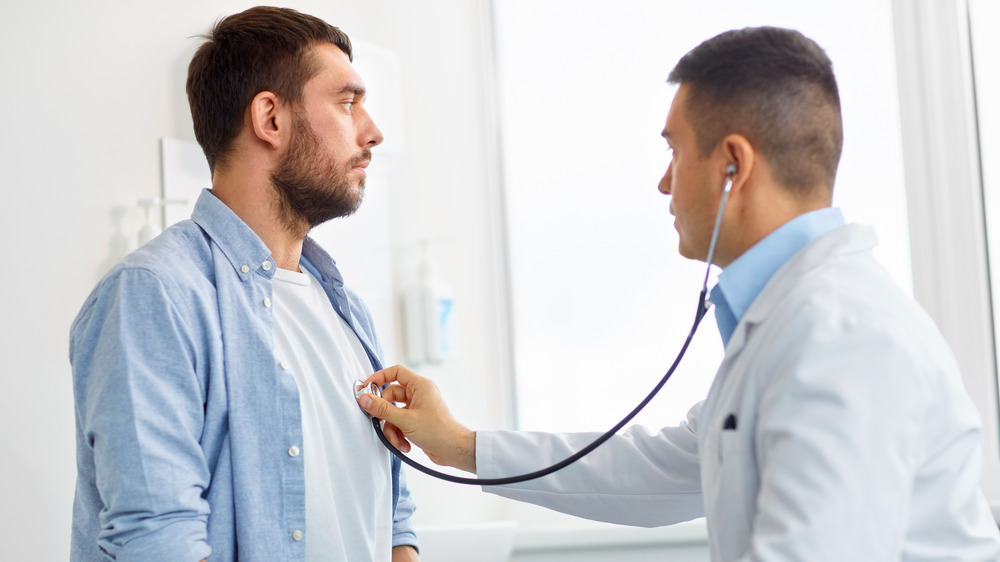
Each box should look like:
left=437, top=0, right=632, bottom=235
left=478, top=224, right=1000, bottom=561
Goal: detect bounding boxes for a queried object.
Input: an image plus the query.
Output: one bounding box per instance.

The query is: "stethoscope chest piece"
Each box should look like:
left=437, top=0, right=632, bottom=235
left=354, top=380, right=382, bottom=414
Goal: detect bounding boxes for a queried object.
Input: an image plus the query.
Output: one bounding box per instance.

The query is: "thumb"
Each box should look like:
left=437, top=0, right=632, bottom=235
left=359, top=392, right=404, bottom=426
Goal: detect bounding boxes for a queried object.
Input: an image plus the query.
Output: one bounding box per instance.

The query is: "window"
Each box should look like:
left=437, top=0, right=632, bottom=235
left=493, top=0, right=912, bottom=433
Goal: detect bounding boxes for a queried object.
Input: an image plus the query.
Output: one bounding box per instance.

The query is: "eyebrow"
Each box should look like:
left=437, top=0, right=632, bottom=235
left=336, top=84, right=366, bottom=96
left=661, top=130, right=673, bottom=141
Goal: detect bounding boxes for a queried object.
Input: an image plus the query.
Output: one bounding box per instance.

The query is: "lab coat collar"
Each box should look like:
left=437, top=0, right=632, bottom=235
left=721, top=224, right=878, bottom=356
left=712, top=208, right=845, bottom=346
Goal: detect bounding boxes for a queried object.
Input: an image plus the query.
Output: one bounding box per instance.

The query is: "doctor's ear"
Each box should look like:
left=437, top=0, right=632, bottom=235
left=249, top=91, right=286, bottom=150
left=719, top=134, right=754, bottom=190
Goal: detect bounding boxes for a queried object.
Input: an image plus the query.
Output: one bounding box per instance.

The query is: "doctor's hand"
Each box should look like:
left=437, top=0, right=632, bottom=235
left=358, top=365, right=478, bottom=474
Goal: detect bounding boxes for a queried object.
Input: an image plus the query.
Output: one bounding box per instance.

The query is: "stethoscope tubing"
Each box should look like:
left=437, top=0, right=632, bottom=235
left=370, top=170, right=735, bottom=486
left=370, top=288, right=711, bottom=486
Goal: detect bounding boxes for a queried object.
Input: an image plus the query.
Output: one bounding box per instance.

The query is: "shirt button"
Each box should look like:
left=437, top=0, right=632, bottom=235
left=241, top=265, right=250, bottom=274
left=288, top=445, right=300, bottom=457
left=263, top=298, right=272, bottom=308
left=292, top=530, right=303, bottom=541
left=262, top=260, right=273, bottom=271
left=280, top=361, right=290, bottom=370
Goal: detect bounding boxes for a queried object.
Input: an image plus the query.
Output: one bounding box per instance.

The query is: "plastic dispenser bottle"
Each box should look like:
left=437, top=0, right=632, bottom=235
left=108, top=206, right=131, bottom=262
left=137, top=198, right=188, bottom=246
left=137, top=198, right=162, bottom=246
left=403, top=242, right=456, bottom=365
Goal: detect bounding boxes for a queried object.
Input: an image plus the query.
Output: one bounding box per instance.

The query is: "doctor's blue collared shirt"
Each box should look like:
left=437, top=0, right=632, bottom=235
left=710, top=207, right=846, bottom=347
left=70, top=189, right=417, bottom=561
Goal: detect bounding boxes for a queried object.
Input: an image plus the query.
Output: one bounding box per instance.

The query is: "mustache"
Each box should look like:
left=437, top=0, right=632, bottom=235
left=348, top=148, right=373, bottom=169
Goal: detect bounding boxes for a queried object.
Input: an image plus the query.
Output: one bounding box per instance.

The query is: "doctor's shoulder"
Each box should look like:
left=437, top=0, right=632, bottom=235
left=742, top=246, right=956, bottom=387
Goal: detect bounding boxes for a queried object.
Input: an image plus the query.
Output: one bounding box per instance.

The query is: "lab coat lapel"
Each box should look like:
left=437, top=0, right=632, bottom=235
left=701, top=299, right=757, bottom=419
left=703, top=224, right=877, bottom=423
left=701, top=224, right=880, bottom=561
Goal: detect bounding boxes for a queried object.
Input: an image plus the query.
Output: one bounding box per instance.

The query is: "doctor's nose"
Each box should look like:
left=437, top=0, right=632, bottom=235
left=659, top=163, right=673, bottom=195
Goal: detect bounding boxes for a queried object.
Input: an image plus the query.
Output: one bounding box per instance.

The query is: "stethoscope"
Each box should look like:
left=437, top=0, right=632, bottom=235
left=356, top=164, right=737, bottom=485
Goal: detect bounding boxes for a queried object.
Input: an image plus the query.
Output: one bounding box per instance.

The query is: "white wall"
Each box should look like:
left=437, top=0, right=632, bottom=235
left=0, top=1, right=515, bottom=559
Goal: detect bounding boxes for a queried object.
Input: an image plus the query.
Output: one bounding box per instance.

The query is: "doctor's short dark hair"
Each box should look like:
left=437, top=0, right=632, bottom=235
left=186, top=6, right=353, bottom=174
left=667, top=26, right=843, bottom=193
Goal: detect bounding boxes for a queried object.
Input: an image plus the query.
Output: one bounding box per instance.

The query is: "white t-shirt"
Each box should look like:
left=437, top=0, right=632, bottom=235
left=271, top=266, right=392, bottom=562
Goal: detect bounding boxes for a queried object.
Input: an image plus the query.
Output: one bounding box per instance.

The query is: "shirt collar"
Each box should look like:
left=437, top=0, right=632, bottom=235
left=191, top=189, right=276, bottom=280
left=301, top=238, right=344, bottom=287
left=710, top=207, right=845, bottom=346
left=190, top=189, right=348, bottom=288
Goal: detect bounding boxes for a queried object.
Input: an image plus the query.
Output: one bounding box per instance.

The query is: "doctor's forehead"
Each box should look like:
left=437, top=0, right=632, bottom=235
left=661, top=115, right=683, bottom=144
left=661, top=87, right=696, bottom=142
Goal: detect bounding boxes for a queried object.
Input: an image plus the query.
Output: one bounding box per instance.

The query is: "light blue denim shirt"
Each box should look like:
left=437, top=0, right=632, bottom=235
left=710, top=207, right=845, bottom=347
left=70, top=189, right=417, bottom=561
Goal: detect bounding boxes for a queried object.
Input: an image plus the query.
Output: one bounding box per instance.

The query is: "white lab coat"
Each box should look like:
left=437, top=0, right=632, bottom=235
left=478, top=224, right=1000, bottom=561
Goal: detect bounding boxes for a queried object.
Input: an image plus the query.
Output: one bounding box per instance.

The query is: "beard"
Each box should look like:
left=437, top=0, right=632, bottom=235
left=270, top=113, right=370, bottom=231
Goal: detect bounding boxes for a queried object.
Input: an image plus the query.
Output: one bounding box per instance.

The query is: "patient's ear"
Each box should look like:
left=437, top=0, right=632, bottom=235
left=248, top=91, right=286, bottom=150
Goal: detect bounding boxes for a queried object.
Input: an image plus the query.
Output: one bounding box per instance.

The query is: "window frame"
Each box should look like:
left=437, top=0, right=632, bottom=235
left=892, top=0, right=1000, bottom=515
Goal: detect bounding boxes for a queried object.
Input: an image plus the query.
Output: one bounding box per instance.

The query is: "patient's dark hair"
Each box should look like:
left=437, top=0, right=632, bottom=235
left=186, top=6, right=352, bottom=174
left=667, top=26, right=843, bottom=193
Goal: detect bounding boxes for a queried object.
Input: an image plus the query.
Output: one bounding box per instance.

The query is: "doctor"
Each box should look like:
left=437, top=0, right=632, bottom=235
left=359, top=26, right=1000, bottom=560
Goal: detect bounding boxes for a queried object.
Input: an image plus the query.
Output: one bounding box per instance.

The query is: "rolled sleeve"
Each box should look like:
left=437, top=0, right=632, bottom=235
left=72, top=268, right=212, bottom=560
left=112, top=519, right=210, bottom=562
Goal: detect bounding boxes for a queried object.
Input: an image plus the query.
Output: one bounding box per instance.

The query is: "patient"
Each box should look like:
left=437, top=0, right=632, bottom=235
left=69, top=7, right=418, bottom=561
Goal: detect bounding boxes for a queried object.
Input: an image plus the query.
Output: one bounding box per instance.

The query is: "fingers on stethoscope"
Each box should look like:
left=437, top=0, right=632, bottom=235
left=361, top=372, right=386, bottom=389
left=379, top=384, right=409, bottom=405
left=360, top=366, right=397, bottom=389
left=369, top=364, right=416, bottom=387
left=382, top=421, right=412, bottom=452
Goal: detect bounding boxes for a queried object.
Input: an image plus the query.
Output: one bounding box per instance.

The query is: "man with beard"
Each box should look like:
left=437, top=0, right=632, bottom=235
left=69, top=7, right=419, bottom=562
